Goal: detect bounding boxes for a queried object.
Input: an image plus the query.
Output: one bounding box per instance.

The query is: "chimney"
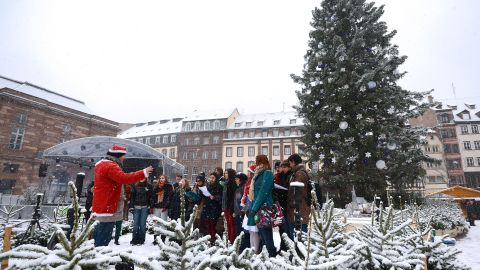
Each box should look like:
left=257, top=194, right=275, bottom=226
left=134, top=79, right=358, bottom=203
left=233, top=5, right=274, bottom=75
left=427, top=95, right=434, bottom=104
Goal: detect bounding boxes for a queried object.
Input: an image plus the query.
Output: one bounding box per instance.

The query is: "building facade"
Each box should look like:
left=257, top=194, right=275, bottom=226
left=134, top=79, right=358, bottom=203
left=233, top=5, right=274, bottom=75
left=222, top=112, right=305, bottom=173
left=117, top=118, right=183, bottom=162
left=0, top=75, right=119, bottom=194
left=422, top=130, right=448, bottom=194
left=455, top=104, right=480, bottom=188
left=177, top=109, right=239, bottom=182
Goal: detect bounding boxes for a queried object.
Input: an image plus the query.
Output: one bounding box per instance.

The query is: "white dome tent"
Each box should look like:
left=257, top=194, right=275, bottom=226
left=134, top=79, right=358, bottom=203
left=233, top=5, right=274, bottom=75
left=40, top=136, right=184, bottom=204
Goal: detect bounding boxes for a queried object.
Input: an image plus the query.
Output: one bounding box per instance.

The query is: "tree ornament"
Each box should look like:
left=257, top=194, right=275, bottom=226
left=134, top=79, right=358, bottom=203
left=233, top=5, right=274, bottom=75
left=335, top=106, right=342, bottom=112
left=360, top=86, right=366, bottom=92
left=367, top=81, right=377, bottom=89
left=365, top=152, right=371, bottom=158
left=339, top=121, right=348, bottom=130
left=332, top=157, right=337, bottom=164
left=315, top=100, right=320, bottom=105
left=387, top=106, right=395, bottom=114
left=319, top=154, right=325, bottom=160
left=387, top=142, right=397, bottom=150
left=315, top=133, right=321, bottom=138
left=356, top=114, right=363, bottom=119
left=376, top=160, right=386, bottom=170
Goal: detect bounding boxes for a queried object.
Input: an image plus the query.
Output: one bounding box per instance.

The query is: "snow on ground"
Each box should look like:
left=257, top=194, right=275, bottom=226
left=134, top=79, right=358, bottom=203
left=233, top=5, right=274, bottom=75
left=457, top=223, right=480, bottom=270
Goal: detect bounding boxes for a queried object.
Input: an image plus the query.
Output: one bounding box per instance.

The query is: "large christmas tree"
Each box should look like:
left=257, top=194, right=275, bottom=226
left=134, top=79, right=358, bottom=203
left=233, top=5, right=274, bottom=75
left=292, top=0, right=433, bottom=203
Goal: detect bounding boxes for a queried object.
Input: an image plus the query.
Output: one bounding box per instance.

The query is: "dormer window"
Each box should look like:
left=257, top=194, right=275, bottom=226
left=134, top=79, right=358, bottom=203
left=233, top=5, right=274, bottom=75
left=185, top=122, right=192, bottom=131
left=257, top=121, right=264, bottom=127
left=246, top=122, right=252, bottom=127
left=235, top=123, right=242, bottom=128
left=290, top=119, right=297, bottom=125
left=462, top=112, right=471, bottom=120
left=194, top=121, right=201, bottom=130
left=204, top=121, right=211, bottom=130
left=273, top=120, right=280, bottom=126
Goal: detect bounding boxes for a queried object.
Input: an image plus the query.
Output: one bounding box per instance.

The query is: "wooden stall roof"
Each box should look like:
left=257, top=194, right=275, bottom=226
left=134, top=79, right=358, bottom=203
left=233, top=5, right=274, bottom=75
left=426, top=185, right=480, bottom=199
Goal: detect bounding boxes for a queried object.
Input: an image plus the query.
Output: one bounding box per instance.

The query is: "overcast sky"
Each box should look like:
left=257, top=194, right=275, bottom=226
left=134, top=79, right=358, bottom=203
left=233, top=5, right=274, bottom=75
left=1, top=0, right=479, bottom=123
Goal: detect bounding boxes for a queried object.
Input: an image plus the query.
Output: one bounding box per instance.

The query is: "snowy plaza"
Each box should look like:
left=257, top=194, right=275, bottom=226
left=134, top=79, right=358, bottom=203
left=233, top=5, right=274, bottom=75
left=1, top=0, right=480, bottom=269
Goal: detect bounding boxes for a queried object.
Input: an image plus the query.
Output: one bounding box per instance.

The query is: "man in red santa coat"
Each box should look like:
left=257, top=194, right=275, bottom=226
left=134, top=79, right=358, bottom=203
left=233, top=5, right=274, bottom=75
left=92, top=145, right=153, bottom=246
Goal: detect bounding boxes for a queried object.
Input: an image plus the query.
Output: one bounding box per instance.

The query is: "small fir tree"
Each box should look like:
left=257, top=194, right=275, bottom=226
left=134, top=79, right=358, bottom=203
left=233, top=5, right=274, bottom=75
left=0, top=182, right=121, bottom=270
left=292, top=0, right=433, bottom=202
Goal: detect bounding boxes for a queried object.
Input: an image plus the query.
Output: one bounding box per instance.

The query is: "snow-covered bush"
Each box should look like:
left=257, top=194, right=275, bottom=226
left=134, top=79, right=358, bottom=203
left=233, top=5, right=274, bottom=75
left=0, top=182, right=121, bottom=270
left=418, top=200, right=467, bottom=231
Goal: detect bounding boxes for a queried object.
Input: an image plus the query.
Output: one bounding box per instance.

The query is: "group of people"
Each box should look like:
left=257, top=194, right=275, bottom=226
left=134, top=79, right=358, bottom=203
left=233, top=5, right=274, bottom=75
left=90, top=145, right=316, bottom=258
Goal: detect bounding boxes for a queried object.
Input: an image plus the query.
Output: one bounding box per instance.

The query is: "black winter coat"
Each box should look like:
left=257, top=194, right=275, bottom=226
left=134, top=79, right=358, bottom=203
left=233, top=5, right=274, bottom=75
left=273, top=171, right=291, bottom=211
left=201, top=182, right=223, bottom=221
left=85, top=181, right=94, bottom=211
left=129, top=182, right=155, bottom=208
left=221, top=177, right=237, bottom=212
left=169, top=186, right=194, bottom=221
left=153, top=184, right=173, bottom=209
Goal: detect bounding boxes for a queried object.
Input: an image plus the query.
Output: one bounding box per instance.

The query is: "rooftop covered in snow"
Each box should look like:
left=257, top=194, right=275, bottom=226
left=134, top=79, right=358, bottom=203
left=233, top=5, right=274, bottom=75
left=0, top=75, right=95, bottom=115
left=228, top=111, right=304, bottom=129
left=118, top=118, right=184, bottom=138
left=182, top=108, right=238, bottom=122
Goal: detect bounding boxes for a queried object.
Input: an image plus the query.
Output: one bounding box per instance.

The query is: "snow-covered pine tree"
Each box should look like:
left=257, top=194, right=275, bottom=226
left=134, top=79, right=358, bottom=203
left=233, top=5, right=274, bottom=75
left=405, top=204, right=470, bottom=270
left=126, top=188, right=211, bottom=270
left=272, top=199, right=361, bottom=269
left=292, top=0, right=433, bottom=202
left=351, top=205, right=425, bottom=270
left=0, top=181, right=121, bottom=270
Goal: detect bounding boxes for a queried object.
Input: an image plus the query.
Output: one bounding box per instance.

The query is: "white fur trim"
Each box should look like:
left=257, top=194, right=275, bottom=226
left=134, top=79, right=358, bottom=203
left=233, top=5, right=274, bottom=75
left=94, top=213, right=114, bottom=217
left=95, top=159, right=113, bottom=166
left=143, top=169, right=148, bottom=178
left=290, top=181, right=305, bottom=188
left=108, top=149, right=127, bottom=154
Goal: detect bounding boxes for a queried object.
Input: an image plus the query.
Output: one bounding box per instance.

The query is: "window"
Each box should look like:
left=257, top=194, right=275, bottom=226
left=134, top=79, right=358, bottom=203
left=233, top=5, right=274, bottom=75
left=185, top=122, right=192, bottom=131
left=426, top=162, right=433, bottom=168
left=284, top=145, right=291, bottom=155
left=290, top=119, right=297, bottom=125
left=466, top=157, right=474, bottom=167
left=171, top=135, right=177, bottom=143
left=446, top=159, right=461, bottom=169
left=235, top=123, right=242, bottom=128
left=163, top=136, right=169, bottom=144
left=228, top=132, right=234, bottom=139
left=262, top=130, right=268, bottom=137
left=444, top=144, right=459, bottom=153
left=212, top=151, right=218, bottom=159
left=440, top=129, right=456, bottom=138
left=477, top=157, right=480, bottom=166
left=3, top=164, right=19, bottom=173
left=432, top=146, right=439, bottom=153
left=202, top=151, right=209, bottom=159
left=475, top=141, right=480, bottom=150
left=213, top=120, right=220, bottom=129
left=145, top=137, right=151, bottom=145
left=238, top=131, right=244, bottom=138
left=461, top=126, right=469, bottom=134
left=204, top=121, right=211, bottom=130
left=169, top=148, right=176, bottom=159
left=16, top=113, right=27, bottom=124
left=284, top=129, right=291, bottom=136
left=246, top=122, right=252, bottom=127
left=261, top=146, right=268, bottom=155
left=0, top=179, right=15, bottom=193
left=273, top=129, right=279, bottom=137
left=225, top=162, right=232, bottom=169
left=192, top=151, right=198, bottom=159
left=298, top=145, right=305, bottom=155
left=236, top=162, right=244, bottom=173
left=427, top=176, right=444, bottom=184
left=463, top=113, right=471, bottom=120
left=203, top=137, right=210, bottom=145
left=464, top=141, right=472, bottom=150
left=62, top=124, right=72, bottom=135
left=213, top=136, right=220, bottom=144
left=248, top=146, right=255, bottom=157
left=257, top=121, right=264, bottom=127
left=226, top=147, right=233, bottom=157
left=194, top=121, right=201, bottom=131
left=273, top=146, right=280, bottom=156
left=184, top=167, right=189, bottom=175
left=155, top=136, right=161, bottom=144
left=249, top=131, right=255, bottom=138
left=194, top=137, right=200, bottom=145
left=9, top=128, right=25, bottom=150
left=237, top=147, right=244, bottom=157
left=202, top=167, right=208, bottom=173
left=184, top=138, right=190, bottom=145
left=192, top=167, right=198, bottom=175
left=248, top=161, right=255, bottom=167
left=438, top=114, right=450, bottom=124
left=425, top=146, right=431, bottom=152
left=273, top=120, right=280, bottom=126
left=138, top=137, right=144, bottom=144
left=182, top=151, right=188, bottom=160
left=162, top=149, right=168, bottom=156
left=472, top=125, right=479, bottom=134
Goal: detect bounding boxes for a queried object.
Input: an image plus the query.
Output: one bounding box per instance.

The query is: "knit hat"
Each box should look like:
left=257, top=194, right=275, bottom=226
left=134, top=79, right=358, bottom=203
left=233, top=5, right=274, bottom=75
left=247, top=165, right=256, bottom=174
left=235, top=172, right=248, bottom=183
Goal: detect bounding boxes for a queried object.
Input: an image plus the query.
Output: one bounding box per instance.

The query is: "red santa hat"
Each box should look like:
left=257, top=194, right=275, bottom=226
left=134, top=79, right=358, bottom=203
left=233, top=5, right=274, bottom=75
left=248, top=165, right=256, bottom=174
left=108, top=145, right=127, bottom=154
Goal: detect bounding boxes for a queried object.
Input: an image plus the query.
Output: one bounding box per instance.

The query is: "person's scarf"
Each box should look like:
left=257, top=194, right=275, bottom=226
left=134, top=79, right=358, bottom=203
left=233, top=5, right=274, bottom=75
left=248, top=165, right=265, bottom=202
left=157, top=181, right=166, bottom=203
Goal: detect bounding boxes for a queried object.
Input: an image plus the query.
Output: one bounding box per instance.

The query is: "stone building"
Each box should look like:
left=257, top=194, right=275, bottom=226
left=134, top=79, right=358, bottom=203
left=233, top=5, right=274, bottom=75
left=0, top=75, right=118, bottom=194
left=117, top=118, right=183, bottom=162
left=178, top=109, right=239, bottom=182
left=222, top=111, right=305, bottom=173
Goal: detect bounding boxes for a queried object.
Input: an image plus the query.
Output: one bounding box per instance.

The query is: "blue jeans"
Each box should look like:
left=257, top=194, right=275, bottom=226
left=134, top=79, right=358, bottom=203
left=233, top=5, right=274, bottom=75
left=259, top=227, right=276, bottom=257
left=94, top=222, right=115, bottom=247
left=234, top=216, right=243, bottom=238
left=132, top=207, right=149, bottom=244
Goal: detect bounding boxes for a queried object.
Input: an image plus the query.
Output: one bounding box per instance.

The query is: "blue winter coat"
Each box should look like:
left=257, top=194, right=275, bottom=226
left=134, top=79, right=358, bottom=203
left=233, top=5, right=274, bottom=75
left=247, top=170, right=274, bottom=226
